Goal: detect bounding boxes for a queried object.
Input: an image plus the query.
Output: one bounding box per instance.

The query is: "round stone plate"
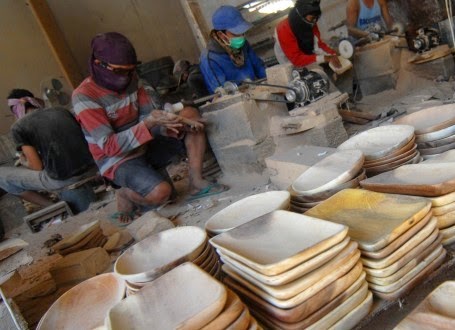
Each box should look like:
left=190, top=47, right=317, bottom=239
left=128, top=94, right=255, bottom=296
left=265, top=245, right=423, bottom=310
left=394, top=104, right=455, bottom=135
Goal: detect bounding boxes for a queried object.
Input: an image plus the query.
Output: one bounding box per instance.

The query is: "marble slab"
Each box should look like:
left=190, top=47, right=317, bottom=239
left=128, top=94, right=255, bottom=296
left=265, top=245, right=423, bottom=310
left=337, top=125, right=415, bottom=161
left=330, top=291, right=373, bottom=330
left=418, top=133, right=455, bottom=149
left=415, top=124, right=455, bottom=143
left=361, top=218, right=437, bottom=269
left=373, top=248, right=446, bottom=300
left=368, top=246, right=444, bottom=292
left=305, top=189, right=431, bottom=251
left=394, top=104, right=455, bottom=134
left=292, top=150, right=364, bottom=195
left=229, top=266, right=364, bottom=325
left=422, top=150, right=455, bottom=163
left=366, top=244, right=440, bottom=286
left=218, top=237, right=350, bottom=286
left=37, top=273, right=125, bottom=330
left=114, top=226, right=206, bottom=282
left=360, top=163, right=455, bottom=197
left=361, top=211, right=432, bottom=259
left=395, top=281, right=455, bottom=330
left=289, top=169, right=366, bottom=203
left=223, top=255, right=361, bottom=309
left=205, top=191, right=290, bottom=235
left=106, top=263, right=226, bottom=330
left=222, top=242, right=358, bottom=300
left=210, top=211, right=348, bottom=276
left=364, top=233, right=441, bottom=278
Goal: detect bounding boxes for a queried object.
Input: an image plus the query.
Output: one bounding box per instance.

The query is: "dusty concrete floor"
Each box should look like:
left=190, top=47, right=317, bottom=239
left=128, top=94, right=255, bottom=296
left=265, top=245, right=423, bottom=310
left=1, top=50, right=455, bottom=328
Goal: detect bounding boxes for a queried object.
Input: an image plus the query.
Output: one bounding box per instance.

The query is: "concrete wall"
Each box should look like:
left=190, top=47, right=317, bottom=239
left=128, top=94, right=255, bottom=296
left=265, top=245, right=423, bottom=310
left=0, top=0, right=63, bottom=134
left=1, top=0, right=200, bottom=135
left=47, top=0, right=200, bottom=77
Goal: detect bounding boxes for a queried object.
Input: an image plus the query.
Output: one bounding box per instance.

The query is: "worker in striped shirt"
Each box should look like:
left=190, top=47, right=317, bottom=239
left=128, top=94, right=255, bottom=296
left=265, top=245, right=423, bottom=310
left=72, top=32, right=227, bottom=224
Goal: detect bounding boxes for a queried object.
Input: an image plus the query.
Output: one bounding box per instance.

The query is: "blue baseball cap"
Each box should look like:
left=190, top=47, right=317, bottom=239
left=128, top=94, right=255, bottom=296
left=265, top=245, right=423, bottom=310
left=212, top=5, right=253, bottom=35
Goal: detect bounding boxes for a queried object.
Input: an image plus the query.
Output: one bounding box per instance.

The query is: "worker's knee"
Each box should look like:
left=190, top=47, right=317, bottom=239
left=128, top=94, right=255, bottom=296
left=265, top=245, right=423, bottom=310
left=180, top=106, right=201, bottom=120
left=144, top=181, right=172, bottom=205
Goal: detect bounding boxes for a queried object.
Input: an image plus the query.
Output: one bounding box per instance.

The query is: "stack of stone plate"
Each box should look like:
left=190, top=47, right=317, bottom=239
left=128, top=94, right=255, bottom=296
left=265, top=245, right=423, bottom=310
left=394, top=281, right=455, bottom=329
left=361, top=162, right=455, bottom=246
left=202, top=153, right=223, bottom=180
left=205, top=191, right=291, bottom=237
left=114, top=226, right=221, bottom=296
left=210, top=210, right=373, bottom=329
left=394, top=105, right=455, bottom=160
left=306, top=189, right=446, bottom=300
left=37, top=273, right=126, bottom=330
left=338, top=125, right=420, bottom=177
left=106, top=263, right=260, bottom=330
left=289, top=150, right=365, bottom=213
left=52, top=220, right=108, bottom=256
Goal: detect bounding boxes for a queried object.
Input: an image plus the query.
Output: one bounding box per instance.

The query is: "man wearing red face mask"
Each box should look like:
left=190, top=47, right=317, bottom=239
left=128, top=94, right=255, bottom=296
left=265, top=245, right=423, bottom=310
left=72, top=32, right=228, bottom=224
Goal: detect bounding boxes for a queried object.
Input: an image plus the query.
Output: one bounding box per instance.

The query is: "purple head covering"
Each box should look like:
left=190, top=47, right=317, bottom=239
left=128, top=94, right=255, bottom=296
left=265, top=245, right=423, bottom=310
left=89, top=32, right=138, bottom=92
left=7, top=97, right=44, bottom=120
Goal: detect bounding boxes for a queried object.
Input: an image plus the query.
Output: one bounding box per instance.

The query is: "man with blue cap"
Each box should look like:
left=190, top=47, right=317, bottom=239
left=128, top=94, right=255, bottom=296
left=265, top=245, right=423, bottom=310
left=200, top=5, right=266, bottom=94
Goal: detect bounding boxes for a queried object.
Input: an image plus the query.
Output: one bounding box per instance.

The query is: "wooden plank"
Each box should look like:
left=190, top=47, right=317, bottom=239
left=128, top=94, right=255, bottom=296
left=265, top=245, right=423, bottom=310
left=27, top=0, right=83, bottom=89
left=180, top=0, right=209, bottom=51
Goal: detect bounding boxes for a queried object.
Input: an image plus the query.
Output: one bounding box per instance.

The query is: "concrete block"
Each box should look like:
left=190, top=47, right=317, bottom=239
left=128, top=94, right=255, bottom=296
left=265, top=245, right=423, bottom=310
left=213, top=137, right=275, bottom=176
left=201, top=94, right=269, bottom=150
left=50, top=247, right=110, bottom=286
left=265, top=145, right=337, bottom=189
left=127, top=211, right=174, bottom=241
left=274, top=117, right=348, bottom=150
left=266, top=63, right=294, bottom=92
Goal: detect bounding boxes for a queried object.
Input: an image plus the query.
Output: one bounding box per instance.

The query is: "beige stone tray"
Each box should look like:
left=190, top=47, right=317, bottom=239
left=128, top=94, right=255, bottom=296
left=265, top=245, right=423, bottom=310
left=360, top=163, right=455, bottom=197
left=363, top=144, right=417, bottom=168
left=291, top=150, right=364, bottom=195
left=366, top=243, right=440, bottom=286
left=222, top=255, right=361, bottom=309
left=441, top=224, right=455, bottom=240
left=249, top=281, right=369, bottom=330
left=418, top=133, right=455, bottom=149
left=37, top=273, right=125, bottom=330
left=394, top=104, right=455, bottom=134
left=305, top=189, right=431, bottom=251
left=433, top=201, right=455, bottom=216
left=369, top=246, right=444, bottom=292
left=361, top=219, right=437, bottom=269
left=364, top=137, right=416, bottom=165
left=365, top=150, right=418, bottom=174
left=429, top=191, right=455, bottom=207
left=201, top=289, right=244, bottom=330
left=442, top=235, right=455, bottom=245
left=106, top=263, right=226, bottom=330
left=114, top=226, right=206, bottom=282
left=222, top=242, right=358, bottom=300
left=395, top=280, right=455, bottom=330
left=337, top=125, right=415, bottom=161
left=205, top=191, right=290, bottom=235
left=210, top=211, right=348, bottom=276
left=373, top=248, right=446, bottom=301
left=422, top=150, right=455, bottom=163
left=289, top=169, right=366, bottom=203
left=361, top=211, right=432, bottom=259
left=415, top=124, right=455, bottom=143
left=227, top=266, right=364, bottom=325
left=437, top=210, right=455, bottom=229
left=218, top=237, right=350, bottom=286
left=365, top=233, right=441, bottom=278
left=226, top=306, right=250, bottom=330
left=329, top=291, right=373, bottom=330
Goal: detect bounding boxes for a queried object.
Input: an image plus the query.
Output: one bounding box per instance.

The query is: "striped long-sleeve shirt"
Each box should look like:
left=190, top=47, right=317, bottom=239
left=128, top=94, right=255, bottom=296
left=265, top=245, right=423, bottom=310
left=72, top=77, right=159, bottom=179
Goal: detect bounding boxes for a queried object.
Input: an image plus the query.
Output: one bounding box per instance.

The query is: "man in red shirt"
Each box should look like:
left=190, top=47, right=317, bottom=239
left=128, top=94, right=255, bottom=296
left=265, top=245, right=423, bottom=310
left=274, top=0, right=341, bottom=68
left=73, top=32, right=227, bottom=224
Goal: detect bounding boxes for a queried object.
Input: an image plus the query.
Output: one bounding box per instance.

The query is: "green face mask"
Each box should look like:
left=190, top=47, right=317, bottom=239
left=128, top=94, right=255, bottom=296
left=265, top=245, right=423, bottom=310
left=230, top=36, right=246, bottom=49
